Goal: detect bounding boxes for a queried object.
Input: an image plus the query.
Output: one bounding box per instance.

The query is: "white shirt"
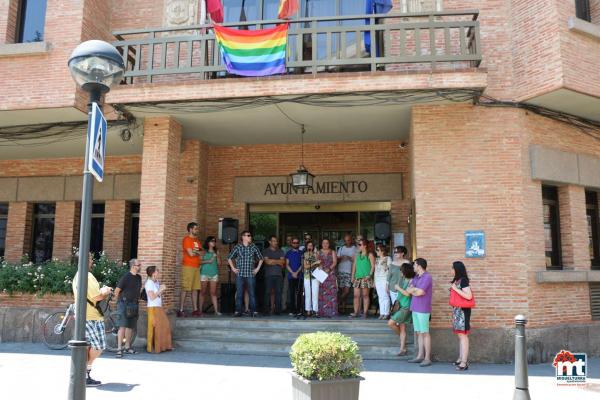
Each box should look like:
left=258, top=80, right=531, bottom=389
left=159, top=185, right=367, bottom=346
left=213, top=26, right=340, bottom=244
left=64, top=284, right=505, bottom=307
left=145, top=279, right=162, bottom=307
left=337, top=245, right=357, bottom=274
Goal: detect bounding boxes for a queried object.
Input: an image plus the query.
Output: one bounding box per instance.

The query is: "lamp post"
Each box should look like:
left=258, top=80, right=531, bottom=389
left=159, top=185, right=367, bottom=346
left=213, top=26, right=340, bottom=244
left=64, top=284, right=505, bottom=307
left=67, top=40, right=124, bottom=400
left=290, top=125, right=314, bottom=188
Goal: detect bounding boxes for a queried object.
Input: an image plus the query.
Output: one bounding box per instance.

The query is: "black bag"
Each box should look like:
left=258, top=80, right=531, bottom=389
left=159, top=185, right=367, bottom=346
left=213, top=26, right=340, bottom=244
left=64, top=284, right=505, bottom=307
left=125, top=302, right=139, bottom=318
left=140, top=288, right=148, bottom=302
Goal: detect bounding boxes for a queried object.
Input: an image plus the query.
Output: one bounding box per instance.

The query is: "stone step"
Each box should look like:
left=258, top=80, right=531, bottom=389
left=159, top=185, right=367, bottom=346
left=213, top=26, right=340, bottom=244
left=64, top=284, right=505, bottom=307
left=173, top=338, right=412, bottom=360
left=174, top=333, right=406, bottom=347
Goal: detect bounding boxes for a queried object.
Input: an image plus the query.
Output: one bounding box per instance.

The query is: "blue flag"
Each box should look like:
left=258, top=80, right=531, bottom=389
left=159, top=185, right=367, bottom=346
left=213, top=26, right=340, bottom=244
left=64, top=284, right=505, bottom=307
left=364, top=0, right=393, bottom=55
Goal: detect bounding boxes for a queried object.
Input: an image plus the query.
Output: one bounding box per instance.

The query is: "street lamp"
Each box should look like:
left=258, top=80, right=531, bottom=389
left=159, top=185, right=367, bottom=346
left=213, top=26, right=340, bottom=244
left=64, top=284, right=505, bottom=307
left=67, top=40, right=124, bottom=400
left=290, top=125, right=315, bottom=188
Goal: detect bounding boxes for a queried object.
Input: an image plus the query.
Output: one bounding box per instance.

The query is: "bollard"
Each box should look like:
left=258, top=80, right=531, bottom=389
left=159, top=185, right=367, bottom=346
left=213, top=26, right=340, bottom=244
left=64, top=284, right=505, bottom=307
left=513, top=315, right=531, bottom=400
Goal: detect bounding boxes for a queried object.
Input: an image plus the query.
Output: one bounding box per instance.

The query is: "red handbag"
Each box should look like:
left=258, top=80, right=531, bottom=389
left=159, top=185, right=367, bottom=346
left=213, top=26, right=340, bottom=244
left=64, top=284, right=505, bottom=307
left=449, top=287, right=476, bottom=308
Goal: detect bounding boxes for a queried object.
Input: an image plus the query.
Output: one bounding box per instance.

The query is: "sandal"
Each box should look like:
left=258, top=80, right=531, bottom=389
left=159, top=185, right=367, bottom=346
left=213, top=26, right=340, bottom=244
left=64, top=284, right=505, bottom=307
left=349, top=313, right=358, bottom=318
left=456, top=362, right=469, bottom=371
left=115, top=350, right=123, bottom=358
left=124, top=348, right=138, bottom=355
left=397, top=349, right=408, bottom=356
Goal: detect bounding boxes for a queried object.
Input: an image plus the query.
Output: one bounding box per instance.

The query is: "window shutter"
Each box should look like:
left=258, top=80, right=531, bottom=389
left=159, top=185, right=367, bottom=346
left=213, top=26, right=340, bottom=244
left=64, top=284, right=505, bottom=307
left=591, top=283, right=600, bottom=320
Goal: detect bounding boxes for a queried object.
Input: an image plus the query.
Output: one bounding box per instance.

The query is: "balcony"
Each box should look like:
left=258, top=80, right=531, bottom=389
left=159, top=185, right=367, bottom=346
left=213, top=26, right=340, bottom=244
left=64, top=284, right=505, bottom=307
left=112, top=10, right=482, bottom=84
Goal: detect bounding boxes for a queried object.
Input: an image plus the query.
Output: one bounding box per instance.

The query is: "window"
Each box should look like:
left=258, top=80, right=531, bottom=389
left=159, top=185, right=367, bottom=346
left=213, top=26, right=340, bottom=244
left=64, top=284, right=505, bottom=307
left=586, top=191, right=599, bottom=268
left=575, top=0, right=591, bottom=22
left=0, top=203, right=8, bottom=258
left=129, top=202, right=140, bottom=259
left=90, top=203, right=105, bottom=257
left=31, top=203, right=55, bottom=263
left=542, top=186, right=561, bottom=269
left=16, top=0, right=48, bottom=43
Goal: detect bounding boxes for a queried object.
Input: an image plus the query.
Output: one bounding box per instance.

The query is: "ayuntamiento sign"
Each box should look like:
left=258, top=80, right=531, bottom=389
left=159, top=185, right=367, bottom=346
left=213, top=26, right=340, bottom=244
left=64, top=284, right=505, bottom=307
left=234, top=173, right=403, bottom=203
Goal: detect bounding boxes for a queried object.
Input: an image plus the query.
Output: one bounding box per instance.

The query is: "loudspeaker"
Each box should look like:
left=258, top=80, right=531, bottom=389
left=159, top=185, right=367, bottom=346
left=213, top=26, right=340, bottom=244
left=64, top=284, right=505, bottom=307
left=374, top=213, right=391, bottom=240
left=220, top=218, right=239, bottom=244
left=219, top=283, right=236, bottom=314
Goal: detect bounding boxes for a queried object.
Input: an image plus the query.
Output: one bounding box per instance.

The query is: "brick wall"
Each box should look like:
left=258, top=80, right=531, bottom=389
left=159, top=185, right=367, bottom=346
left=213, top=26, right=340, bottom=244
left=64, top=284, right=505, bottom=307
left=4, top=202, right=32, bottom=262
left=137, top=116, right=182, bottom=309
left=103, top=200, right=128, bottom=261
left=53, top=201, right=80, bottom=261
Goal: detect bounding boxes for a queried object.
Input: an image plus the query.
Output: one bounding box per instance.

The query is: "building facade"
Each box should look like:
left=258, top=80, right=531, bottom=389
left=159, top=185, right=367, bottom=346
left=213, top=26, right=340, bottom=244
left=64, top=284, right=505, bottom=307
left=0, top=0, right=599, bottom=361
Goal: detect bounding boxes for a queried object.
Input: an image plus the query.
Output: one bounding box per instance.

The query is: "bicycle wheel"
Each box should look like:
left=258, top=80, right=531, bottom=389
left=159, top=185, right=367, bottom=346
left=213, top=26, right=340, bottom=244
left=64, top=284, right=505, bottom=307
left=42, top=311, right=74, bottom=350
left=104, top=311, right=119, bottom=352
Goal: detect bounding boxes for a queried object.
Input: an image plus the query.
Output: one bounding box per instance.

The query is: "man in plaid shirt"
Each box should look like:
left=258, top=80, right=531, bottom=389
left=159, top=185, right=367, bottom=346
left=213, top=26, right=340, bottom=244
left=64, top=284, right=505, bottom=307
left=228, top=230, right=264, bottom=317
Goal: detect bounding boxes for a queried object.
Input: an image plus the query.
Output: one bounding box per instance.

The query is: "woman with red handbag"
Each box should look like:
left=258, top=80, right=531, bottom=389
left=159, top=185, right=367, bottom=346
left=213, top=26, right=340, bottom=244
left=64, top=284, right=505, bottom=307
left=449, top=261, right=474, bottom=371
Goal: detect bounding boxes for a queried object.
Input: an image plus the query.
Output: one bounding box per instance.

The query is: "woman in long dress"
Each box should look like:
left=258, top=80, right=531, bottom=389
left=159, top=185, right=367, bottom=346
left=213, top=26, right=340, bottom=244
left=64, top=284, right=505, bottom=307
left=317, top=238, right=338, bottom=318
left=145, top=265, right=173, bottom=353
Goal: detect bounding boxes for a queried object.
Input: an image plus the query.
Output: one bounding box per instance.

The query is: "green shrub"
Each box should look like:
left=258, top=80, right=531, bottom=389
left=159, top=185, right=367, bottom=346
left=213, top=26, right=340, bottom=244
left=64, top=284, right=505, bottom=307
left=0, top=252, right=127, bottom=296
left=290, top=332, right=363, bottom=381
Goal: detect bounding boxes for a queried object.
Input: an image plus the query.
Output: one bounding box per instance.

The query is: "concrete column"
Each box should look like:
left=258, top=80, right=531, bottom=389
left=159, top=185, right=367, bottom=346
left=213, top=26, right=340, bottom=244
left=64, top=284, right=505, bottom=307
left=53, top=201, right=80, bottom=261
left=103, top=200, right=129, bottom=262
left=558, top=185, right=590, bottom=270
left=4, top=202, right=33, bottom=263
left=138, top=117, right=182, bottom=309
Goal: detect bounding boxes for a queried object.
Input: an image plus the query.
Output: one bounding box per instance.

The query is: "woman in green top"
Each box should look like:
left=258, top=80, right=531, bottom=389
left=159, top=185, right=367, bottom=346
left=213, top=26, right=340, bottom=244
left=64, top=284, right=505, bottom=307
left=350, top=239, right=375, bottom=318
left=388, top=262, right=416, bottom=356
left=199, top=236, right=221, bottom=316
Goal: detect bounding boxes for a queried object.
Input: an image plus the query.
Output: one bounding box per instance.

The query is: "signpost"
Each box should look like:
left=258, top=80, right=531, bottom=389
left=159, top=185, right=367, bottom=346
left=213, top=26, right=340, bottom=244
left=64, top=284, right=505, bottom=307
left=87, top=102, right=106, bottom=183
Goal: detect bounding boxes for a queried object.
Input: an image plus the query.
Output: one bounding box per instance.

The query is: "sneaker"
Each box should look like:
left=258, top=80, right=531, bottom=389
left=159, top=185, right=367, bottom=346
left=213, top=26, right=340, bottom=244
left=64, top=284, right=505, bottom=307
left=233, top=312, right=242, bottom=317
left=86, top=376, right=102, bottom=387
left=288, top=313, right=295, bottom=317
left=252, top=312, right=260, bottom=318
left=176, top=310, right=185, bottom=318
left=191, top=310, right=202, bottom=317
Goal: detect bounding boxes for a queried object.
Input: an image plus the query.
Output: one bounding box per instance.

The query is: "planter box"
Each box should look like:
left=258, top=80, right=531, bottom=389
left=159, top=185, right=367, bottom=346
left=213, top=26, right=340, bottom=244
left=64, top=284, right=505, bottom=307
left=291, top=372, right=364, bottom=400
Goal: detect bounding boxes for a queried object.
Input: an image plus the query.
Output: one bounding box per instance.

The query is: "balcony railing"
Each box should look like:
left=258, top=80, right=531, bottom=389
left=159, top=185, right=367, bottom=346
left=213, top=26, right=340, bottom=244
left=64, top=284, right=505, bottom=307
left=112, top=10, right=481, bottom=84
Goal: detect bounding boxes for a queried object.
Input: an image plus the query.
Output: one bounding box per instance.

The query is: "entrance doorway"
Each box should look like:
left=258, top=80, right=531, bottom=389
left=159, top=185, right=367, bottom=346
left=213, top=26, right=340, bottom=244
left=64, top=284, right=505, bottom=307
left=248, top=202, right=392, bottom=250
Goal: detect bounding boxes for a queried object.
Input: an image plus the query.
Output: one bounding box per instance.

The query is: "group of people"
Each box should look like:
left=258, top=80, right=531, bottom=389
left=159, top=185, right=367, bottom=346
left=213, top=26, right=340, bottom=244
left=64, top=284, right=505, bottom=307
left=72, top=254, right=173, bottom=387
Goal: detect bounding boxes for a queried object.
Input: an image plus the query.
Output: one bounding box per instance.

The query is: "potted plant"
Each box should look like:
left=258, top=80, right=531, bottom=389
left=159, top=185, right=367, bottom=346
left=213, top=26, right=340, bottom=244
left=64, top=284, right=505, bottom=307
left=289, top=331, right=364, bottom=400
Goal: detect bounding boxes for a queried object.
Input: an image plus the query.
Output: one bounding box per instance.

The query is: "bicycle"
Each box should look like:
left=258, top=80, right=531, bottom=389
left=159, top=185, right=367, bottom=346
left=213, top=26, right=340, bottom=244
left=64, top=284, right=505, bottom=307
left=42, top=293, right=137, bottom=351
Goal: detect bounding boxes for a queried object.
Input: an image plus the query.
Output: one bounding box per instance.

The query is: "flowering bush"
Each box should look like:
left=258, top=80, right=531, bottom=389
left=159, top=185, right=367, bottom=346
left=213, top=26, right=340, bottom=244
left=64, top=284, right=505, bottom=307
left=0, top=252, right=127, bottom=295
left=290, top=332, right=363, bottom=381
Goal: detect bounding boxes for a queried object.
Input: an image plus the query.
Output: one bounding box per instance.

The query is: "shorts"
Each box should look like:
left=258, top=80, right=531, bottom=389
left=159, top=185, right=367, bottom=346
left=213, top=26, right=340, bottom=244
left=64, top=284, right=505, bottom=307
left=181, top=265, right=201, bottom=291
left=353, top=277, right=373, bottom=289
left=85, top=320, right=106, bottom=351
left=412, top=312, right=430, bottom=333
left=337, top=272, right=352, bottom=288
left=391, top=308, right=412, bottom=325
left=116, top=300, right=139, bottom=329
left=200, top=275, right=218, bottom=282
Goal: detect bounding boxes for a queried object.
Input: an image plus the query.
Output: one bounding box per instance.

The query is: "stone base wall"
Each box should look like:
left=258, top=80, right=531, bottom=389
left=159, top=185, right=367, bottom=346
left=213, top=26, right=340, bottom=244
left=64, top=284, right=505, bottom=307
left=430, top=322, right=600, bottom=363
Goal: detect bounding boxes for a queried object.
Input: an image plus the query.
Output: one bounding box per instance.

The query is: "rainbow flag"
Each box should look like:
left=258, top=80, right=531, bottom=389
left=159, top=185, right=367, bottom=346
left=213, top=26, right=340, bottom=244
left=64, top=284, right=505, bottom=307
left=278, top=0, right=299, bottom=19
left=213, top=24, right=288, bottom=77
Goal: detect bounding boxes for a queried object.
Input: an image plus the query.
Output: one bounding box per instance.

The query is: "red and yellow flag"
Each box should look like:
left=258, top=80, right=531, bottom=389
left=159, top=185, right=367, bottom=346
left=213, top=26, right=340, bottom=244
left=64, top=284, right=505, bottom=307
left=278, top=0, right=299, bottom=20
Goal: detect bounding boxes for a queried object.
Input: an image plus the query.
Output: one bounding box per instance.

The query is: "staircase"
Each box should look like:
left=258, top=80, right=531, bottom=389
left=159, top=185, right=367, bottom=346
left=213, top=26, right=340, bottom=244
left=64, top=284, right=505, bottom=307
left=173, top=316, right=413, bottom=360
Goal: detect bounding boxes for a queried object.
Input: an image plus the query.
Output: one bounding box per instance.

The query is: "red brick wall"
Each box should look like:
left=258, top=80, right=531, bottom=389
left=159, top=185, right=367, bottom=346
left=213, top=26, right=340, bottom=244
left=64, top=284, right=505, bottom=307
left=103, top=200, right=128, bottom=261
left=4, top=202, right=33, bottom=262
left=53, top=201, right=80, bottom=261
left=0, top=156, right=141, bottom=177
left=137, top=116, right=182, bottom=308
left=0, top=293, right=72, bottom=309
left=0, top=0, right=19, bottom=44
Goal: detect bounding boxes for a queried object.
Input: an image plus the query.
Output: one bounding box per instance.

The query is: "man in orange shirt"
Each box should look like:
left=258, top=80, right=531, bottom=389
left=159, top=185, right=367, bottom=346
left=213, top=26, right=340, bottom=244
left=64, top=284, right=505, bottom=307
left=178, top=222, right=203, bottom=317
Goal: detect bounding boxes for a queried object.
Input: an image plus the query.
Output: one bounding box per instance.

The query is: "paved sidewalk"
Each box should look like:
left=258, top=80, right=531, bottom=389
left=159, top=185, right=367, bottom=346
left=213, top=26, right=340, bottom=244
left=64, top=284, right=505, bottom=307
left=0, top=343, right=598, bottom=399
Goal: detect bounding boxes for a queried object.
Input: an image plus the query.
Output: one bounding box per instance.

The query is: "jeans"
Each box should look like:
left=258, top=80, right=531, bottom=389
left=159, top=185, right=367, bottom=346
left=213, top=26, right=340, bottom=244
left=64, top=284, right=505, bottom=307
left=235, top=275, right=256, bottom=313
left=264, top=274, right=283, bottom=313
left=287, top=278, right=302, bottom=314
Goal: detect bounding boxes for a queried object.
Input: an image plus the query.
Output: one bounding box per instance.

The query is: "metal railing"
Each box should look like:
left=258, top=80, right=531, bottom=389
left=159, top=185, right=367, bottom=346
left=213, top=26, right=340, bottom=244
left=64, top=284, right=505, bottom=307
left=112, top=10, right=482, bottom=84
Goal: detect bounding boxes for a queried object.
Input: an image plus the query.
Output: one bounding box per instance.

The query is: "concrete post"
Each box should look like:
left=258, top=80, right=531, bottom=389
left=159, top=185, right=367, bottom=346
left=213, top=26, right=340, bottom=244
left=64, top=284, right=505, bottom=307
left=513, top=314, right=531, bottom=400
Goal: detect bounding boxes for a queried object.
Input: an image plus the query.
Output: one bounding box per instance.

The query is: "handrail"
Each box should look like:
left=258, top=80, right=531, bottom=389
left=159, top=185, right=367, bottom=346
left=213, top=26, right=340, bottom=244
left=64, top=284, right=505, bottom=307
left=113, top=10, right=480, bottom=37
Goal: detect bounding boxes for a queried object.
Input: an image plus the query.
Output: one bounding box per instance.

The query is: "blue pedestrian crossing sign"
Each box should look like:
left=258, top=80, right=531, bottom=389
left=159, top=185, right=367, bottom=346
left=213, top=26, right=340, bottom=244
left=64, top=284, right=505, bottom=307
left=87, top=102, right=107, bottom=182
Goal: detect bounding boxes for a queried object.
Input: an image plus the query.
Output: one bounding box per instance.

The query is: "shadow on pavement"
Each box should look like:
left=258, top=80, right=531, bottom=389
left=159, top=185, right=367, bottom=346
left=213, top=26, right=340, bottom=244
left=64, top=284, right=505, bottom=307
left=94, top=383, right=139, bottom=392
